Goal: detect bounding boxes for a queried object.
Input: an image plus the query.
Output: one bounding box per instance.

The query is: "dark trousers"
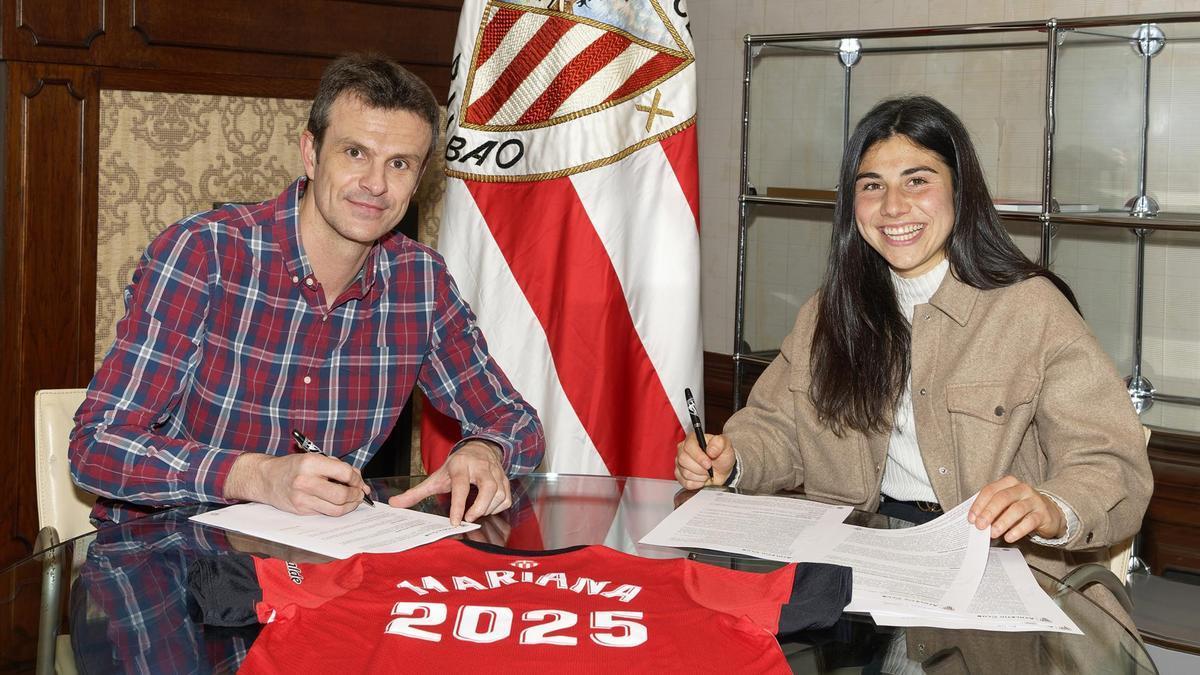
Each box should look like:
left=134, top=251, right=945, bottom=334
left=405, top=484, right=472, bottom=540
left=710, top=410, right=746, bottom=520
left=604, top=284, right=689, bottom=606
left=877, top=495, right=942, bottom=525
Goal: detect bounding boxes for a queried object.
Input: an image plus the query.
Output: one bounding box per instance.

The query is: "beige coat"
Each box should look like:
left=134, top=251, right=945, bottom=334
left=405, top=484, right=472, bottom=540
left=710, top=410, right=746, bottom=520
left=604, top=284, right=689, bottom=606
left=724, top=272, right=1153, bottom=579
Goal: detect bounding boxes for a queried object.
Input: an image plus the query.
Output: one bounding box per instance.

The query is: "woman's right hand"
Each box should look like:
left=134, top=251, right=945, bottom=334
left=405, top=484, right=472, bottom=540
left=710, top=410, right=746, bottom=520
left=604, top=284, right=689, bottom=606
left=674, top=432, right=736, bottom=490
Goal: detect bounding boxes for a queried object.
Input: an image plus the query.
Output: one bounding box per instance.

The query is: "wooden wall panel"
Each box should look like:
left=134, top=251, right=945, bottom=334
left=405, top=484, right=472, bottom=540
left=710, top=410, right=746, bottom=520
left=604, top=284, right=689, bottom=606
left=0, top=60, right=98, bottom=669
left=1144, top=434, right=1200, bottom=575
left=0, top=61, right=97, bottom=560
left=1, top=1, right=462, bottom=100
left=14, top=0, right=105, bottom=49
left=127, top=0, right=457, bottom=65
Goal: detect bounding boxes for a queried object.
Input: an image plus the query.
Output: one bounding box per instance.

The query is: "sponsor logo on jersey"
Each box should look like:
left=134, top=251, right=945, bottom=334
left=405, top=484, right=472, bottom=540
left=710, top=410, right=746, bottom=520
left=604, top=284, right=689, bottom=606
left=286, top=561, right=304, bottom=585
left=511, top=559, right=539, bottom=569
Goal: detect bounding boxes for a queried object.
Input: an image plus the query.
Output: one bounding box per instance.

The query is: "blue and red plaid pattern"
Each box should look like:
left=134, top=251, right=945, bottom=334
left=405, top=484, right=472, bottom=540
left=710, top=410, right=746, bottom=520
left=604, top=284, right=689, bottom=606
left=70, top=177, right=544, bottom=525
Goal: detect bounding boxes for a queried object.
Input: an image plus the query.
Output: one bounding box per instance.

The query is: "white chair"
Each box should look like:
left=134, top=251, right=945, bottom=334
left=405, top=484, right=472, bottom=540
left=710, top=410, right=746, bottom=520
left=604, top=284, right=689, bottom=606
left=34, top=388, right=94, bottom=675
left=34, top=388, right=97, bottom=545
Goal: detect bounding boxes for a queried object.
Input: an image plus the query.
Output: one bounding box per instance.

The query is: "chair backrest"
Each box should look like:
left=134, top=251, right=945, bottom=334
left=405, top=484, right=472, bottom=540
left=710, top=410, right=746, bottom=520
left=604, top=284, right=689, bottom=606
left=34, top=388, right=97, bottom=541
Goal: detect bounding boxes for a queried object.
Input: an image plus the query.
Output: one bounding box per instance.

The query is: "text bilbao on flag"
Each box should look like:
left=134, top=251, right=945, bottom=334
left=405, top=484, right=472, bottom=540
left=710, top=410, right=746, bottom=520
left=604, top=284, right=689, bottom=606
left=423, top=0, right=703, bottom=479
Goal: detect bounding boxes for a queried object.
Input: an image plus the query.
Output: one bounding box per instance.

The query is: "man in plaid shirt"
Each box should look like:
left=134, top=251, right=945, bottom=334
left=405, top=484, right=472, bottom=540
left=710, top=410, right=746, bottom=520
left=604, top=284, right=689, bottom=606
left=70, top=54, right=544, bottom=527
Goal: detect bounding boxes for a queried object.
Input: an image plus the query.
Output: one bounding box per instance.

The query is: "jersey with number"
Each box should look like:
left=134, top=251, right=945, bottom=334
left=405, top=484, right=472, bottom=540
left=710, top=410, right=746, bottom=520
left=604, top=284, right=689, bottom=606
left=209, top=540, right=850, bottom=674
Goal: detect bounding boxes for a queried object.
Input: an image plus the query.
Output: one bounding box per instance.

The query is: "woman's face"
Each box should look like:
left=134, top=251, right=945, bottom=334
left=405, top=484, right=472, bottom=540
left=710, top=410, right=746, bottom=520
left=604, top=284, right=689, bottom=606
left=852, top=134, right=955, bottom=278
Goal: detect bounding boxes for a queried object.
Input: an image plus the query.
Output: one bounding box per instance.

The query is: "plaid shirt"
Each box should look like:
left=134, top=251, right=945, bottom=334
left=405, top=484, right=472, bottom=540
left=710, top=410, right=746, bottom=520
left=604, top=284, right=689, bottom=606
left=71, top=177, right=544, bottom=525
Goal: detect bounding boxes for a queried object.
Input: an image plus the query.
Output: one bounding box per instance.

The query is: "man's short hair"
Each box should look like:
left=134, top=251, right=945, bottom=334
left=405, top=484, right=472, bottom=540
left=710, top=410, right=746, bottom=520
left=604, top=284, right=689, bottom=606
left=307, top=53, right=440, bottom=160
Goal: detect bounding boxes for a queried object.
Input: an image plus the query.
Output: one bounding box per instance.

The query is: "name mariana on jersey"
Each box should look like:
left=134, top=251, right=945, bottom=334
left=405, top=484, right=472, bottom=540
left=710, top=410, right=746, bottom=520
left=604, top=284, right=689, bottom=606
left=394, top=569, right=642, bottom=604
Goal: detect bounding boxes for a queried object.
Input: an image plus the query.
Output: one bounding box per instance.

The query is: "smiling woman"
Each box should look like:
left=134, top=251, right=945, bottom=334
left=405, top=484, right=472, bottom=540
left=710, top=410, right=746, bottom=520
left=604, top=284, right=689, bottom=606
left=675, top=96, right=1152, bottom=604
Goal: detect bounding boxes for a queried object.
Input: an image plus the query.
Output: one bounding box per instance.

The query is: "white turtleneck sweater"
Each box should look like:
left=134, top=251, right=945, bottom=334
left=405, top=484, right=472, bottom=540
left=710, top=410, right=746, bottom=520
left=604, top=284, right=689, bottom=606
left=881, top=259, right=949, bottom=502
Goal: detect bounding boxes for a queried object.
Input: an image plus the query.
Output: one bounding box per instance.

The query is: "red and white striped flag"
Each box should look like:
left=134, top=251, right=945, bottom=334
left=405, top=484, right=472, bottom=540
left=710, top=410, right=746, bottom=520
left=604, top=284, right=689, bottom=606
left=423, top=0, right=702, bottom=479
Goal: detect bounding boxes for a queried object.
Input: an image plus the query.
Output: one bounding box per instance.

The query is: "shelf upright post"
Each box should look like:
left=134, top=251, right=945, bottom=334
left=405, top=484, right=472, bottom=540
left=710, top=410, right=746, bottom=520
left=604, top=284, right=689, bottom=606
left=1127, top=23, right=1164, bottom=218
left=733, top=34, right=757, bottom=411
left=838, top=38, right=861, bottom=148
left=1039, top=19, right=1060, bottom=267
left=1124, top=23, right=1164, bottom=416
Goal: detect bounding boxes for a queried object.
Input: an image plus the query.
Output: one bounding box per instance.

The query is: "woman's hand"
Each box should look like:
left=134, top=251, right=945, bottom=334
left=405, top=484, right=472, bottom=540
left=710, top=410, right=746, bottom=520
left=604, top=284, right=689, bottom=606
left=674, top=433, right=736, bottom=490
left=968, top=475, right=1067, bottom=543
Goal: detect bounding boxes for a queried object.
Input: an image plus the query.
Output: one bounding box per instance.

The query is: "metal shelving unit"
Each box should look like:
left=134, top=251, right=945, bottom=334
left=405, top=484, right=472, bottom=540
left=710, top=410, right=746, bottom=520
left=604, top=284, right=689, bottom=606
left=733, top=12, right=1200, bottom=419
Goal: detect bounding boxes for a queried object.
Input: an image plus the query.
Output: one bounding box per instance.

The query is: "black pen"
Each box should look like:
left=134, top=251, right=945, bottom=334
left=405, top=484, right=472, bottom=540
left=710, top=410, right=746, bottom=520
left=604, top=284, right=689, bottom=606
left=684, top=388, right=713, bottom=479
left=291, top=429, right=375, bottom=507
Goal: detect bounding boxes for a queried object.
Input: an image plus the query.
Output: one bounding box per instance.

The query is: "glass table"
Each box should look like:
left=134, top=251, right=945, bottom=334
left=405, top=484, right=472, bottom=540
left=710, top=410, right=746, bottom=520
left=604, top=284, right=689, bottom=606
left=3, top=474, right=1157, bottom=673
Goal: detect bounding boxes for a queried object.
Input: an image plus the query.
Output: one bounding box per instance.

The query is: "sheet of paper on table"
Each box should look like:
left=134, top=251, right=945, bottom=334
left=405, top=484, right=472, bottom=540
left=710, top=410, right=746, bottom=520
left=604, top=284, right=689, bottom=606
left=637, top=489, right=853, bottom=562
left=190, top=502, right=479, bottom=559
left=871, top=547, right=1083, bottom=635
left=638, top=490, right=1084, bottom=633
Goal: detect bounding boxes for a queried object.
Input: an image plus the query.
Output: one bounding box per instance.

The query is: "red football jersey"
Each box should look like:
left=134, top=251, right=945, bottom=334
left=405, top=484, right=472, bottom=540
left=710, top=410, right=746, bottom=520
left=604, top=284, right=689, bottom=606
left=238, top=540, right=849, bottom=674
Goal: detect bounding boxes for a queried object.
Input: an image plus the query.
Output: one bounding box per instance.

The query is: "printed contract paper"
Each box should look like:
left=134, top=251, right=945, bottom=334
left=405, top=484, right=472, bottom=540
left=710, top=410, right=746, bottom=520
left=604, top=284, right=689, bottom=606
left=640, top=491, right=1078, bottom=632
left=190, top=502, right=479, bottom=559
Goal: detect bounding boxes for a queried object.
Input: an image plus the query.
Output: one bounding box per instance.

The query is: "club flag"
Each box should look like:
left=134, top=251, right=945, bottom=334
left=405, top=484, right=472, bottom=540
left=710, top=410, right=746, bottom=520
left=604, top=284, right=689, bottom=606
left=422, top=0, right=702, bottom=479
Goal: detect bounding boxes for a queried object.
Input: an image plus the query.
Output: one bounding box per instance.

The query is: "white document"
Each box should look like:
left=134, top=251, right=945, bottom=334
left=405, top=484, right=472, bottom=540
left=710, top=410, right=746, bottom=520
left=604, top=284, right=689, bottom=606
left=639, top=490, right=989, bottom=615
left=871, top=547, right=1083, bottom=634
left=826, top=496, right=990, bottom=613
left=190, top=502, right=479, bottom=559
left=638, top=489, right=853, bottom=561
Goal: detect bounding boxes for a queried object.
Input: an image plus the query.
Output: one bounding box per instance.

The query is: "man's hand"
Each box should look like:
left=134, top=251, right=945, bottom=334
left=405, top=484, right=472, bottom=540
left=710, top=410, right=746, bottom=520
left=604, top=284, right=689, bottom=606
left=389, top=440, right=511, bottom=525
left=675, top=432, right=736, bottom=490
left=224, top=452, right=369, bottom=517
left=968, top=475, right=1067, bottom=543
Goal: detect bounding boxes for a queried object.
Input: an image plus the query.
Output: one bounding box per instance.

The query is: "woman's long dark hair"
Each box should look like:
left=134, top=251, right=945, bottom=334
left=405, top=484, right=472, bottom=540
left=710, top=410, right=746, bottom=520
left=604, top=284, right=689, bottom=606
left=810, top=96, right=1078, bottom=436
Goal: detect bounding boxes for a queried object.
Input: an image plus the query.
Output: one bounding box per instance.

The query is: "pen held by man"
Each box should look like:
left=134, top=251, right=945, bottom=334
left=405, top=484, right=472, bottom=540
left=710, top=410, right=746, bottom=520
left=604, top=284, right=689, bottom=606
left=291, top=429, right=375, bottom=508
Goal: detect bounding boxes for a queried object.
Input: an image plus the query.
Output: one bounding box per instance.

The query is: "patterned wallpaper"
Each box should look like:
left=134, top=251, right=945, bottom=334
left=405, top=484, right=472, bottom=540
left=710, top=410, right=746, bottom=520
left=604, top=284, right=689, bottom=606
left=95, top=91, right=448, bottom=368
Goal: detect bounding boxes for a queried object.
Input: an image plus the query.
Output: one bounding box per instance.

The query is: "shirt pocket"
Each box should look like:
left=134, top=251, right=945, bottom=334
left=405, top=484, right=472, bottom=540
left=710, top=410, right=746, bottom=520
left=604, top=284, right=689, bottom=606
left=945, top=376, right=1040, bottom=483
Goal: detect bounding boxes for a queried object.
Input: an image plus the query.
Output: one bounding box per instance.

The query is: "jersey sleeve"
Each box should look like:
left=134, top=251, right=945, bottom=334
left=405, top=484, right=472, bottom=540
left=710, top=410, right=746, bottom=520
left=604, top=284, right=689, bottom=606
left=682, top=560, right=851, bottom=634
left=188, top=554, right=365, bottom=626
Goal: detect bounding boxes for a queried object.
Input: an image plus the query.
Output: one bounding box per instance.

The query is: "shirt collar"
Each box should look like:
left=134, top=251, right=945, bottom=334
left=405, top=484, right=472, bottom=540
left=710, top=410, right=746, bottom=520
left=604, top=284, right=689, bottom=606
left=273, top=176, right=381, bottom=301
left=928, top=265, right=980, bottom=327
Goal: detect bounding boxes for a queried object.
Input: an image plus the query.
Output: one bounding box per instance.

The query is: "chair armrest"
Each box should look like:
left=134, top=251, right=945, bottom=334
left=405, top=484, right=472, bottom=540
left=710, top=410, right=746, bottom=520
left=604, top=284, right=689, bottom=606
left=1058, top=562, right=1134, bottom=617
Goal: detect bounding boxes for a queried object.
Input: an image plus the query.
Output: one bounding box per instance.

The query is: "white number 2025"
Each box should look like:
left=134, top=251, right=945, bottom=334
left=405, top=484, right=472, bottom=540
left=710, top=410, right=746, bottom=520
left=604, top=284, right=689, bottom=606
left=385, top=602, right=646, bottom=648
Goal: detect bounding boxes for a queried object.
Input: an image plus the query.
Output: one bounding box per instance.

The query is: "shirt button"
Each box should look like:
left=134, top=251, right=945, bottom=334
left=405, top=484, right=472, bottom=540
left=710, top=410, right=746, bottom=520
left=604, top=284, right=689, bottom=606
left=291, top=275, right=299, bottom=284
left=303, top=376, right=312, bottom=384
left=322, top=314, right=328, bottom=322
left=305, top=277, right=315, bottom=287
left=938, top=466, right=949, bottom=475
left=919, top=388, right=927, bottom=396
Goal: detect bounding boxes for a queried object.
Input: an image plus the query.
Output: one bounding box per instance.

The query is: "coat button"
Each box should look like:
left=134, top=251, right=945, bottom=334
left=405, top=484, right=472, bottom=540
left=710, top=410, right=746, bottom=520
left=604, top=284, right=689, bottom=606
left=924, top=313, right=931, bottom=321
left=919, top=388, right=927, bottom=396
left=994, top=405, right=1005, bottom=417
left=1086, top=532, right=1094, bottom=544
left=938, top=466, right=949, bottom=475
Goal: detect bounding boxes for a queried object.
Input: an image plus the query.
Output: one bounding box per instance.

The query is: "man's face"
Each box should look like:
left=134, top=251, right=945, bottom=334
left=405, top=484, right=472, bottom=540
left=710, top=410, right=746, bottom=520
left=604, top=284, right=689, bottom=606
left=300, top=93, right=432, bottom=250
